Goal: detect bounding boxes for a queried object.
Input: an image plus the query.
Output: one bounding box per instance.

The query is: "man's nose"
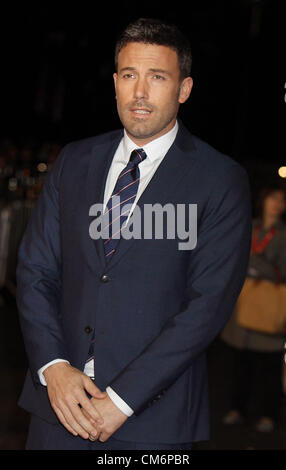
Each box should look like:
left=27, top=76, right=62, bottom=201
left=133, top=76, right=148, bottom=100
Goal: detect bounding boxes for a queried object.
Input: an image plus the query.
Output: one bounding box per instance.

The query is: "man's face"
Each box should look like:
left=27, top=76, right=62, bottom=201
left=113, top=42, right=193, bottom=145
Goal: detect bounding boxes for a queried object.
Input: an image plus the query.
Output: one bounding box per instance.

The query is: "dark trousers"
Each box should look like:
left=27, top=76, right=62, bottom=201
left=230, top=347, right=284, bottom=420
left=26, top=414, right=193, bottom=450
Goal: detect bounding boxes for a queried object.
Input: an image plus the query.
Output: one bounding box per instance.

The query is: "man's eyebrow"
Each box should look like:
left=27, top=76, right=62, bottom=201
left=148, top=68, right=171, bottom=76
left=118, top=67, right=172, bottom=76
left=118, top=67, right=136, bottom=73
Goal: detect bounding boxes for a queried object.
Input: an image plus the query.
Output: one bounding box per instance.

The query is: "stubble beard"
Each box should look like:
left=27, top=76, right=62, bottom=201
left=119, top=106, right=178, bottom=142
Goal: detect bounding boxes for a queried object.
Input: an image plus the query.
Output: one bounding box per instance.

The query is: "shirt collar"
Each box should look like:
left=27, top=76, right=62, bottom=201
left=122, top=120, right=179, bottom=164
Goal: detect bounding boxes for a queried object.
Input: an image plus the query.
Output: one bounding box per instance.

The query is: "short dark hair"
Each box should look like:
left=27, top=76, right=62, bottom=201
left=114, top=18, right=192, bottom=80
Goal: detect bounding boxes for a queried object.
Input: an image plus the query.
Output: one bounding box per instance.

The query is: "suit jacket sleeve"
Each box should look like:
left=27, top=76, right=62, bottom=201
left=16, top=144, right=70, bottom=386
left=108, top=163, right=252, bottom=415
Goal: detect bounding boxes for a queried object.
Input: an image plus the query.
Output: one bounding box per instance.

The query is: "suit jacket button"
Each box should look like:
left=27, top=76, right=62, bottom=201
left=101, top=274, right=110, bottom=283
left=84, top=326, right=93, bottom=334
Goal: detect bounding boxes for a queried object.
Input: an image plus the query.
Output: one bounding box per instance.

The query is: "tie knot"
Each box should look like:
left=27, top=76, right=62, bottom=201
left=129, top=148, right=147, bottom=166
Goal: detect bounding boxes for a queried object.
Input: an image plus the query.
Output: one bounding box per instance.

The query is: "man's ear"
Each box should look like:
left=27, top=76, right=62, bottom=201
left=113, top=73, right=118, bottom=98
left=178, top=77, right=193, bottom=104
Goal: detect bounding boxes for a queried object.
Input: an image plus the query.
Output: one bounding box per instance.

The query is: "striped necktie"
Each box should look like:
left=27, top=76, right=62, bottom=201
left=102, top=148, right=147, bottom=260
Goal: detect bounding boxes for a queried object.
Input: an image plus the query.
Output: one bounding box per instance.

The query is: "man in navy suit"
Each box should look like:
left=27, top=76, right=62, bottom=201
left=16, top=18, right=252, bottom=450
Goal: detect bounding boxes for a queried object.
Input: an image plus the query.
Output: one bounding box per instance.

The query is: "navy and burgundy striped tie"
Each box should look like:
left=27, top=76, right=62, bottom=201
left=102, top=147, right=147, bottom=260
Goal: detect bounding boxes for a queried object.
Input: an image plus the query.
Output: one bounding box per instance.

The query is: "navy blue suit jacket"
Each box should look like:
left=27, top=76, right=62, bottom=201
left=16, top=121, right=252, bottom=443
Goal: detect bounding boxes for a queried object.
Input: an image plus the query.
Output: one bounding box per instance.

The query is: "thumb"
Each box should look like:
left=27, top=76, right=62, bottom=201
left=83, top=376, right=107, bottom=398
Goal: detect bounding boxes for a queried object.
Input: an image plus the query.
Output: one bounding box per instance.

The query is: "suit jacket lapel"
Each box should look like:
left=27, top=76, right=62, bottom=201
left=86, top=130, right=123, bottom=274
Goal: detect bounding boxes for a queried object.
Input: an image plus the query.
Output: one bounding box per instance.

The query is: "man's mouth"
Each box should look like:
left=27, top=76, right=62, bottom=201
left=134, top=110, right=150, bottom=114
left=130, top=108, right=152, bottom=116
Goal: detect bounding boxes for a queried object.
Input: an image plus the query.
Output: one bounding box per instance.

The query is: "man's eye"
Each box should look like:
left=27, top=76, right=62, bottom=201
left=153, top=75, right=165, bottom=80
left=123, top=74, right=135, bottom=79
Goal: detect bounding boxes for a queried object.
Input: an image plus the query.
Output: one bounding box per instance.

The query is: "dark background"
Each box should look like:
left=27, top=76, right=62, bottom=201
left=1, top=1, right=285, bottom=171
left=0, top=0, right=286, bottom=450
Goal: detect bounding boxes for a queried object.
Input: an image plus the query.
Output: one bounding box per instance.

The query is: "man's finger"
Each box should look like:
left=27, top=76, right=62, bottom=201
left=67, top=398, right=101, bottom=438
left=88, top=431, right=100, bottom=442
left=78, top=394, right=104, bottom=425
left=83, top=375, right=107, bottom=399
left=53, top=405, right=78, bottom=437
left=59, top=401, right=91, bottom=439
left=98, top=431, right=110, bottom=443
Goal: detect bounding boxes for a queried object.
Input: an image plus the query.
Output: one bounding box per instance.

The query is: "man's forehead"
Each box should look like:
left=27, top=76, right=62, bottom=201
left=117, top=42, right=179, bottom=69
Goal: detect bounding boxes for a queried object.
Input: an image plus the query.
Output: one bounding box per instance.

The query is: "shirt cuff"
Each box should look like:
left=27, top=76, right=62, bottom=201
left=38, top=359, right=70, bottom=386
left=106, top=386, right=134, bottom=417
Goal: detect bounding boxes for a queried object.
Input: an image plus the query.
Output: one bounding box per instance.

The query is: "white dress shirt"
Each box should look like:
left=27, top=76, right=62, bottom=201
left=38, top=120, right=179, bottom=417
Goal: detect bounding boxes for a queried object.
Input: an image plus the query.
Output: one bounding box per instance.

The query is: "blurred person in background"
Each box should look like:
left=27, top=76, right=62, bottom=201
left=221, top=184, right=286, bottom=433
left=0, top=140, right=19, bottom=203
